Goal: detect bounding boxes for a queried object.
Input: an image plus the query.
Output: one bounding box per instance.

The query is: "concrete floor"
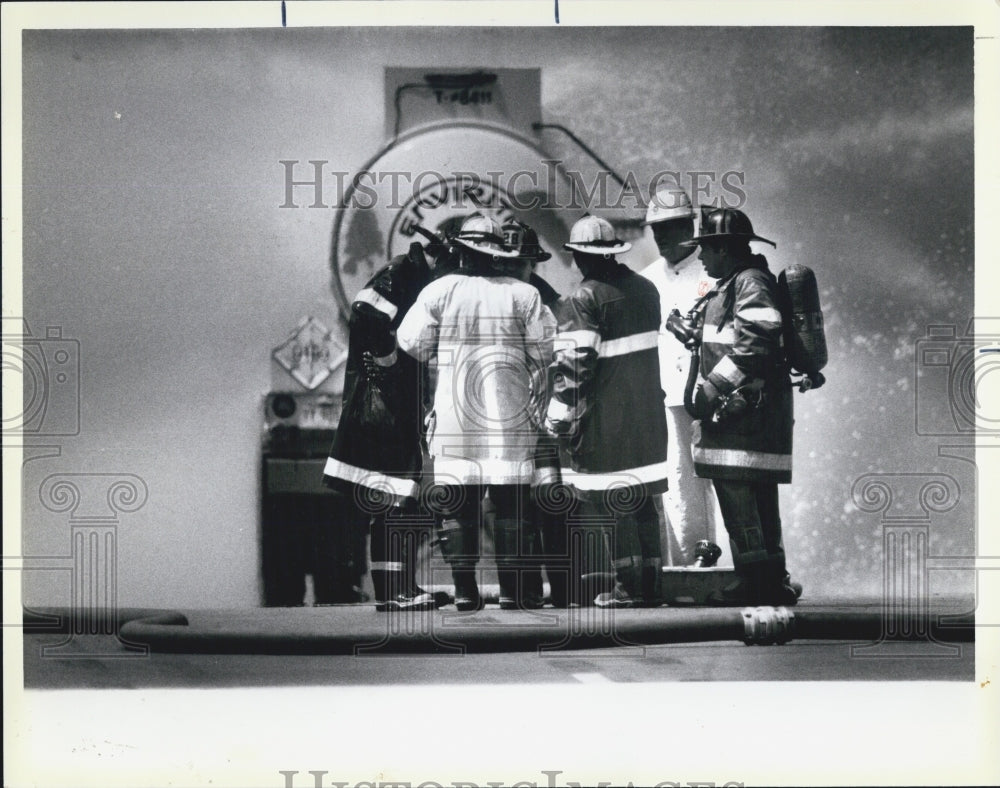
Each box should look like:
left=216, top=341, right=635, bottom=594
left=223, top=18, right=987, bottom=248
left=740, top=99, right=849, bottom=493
left=21, top=636, right=975, bottom=688
left=11, top=600, right=993, bottom=788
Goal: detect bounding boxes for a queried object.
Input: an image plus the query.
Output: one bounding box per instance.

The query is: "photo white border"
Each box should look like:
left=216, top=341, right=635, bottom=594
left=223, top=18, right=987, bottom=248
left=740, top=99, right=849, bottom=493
left=3, top=2, right=998, bottom=786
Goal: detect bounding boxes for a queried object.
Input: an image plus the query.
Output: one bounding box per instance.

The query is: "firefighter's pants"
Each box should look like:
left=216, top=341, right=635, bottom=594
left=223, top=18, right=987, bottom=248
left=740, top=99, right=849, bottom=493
left=434, top=484, right=534, bottom=602
left=369, top=503, right=433, bottom=603
left=572, top=492, right=662, bottom=602
left=711, top=479, right=786, bottom=580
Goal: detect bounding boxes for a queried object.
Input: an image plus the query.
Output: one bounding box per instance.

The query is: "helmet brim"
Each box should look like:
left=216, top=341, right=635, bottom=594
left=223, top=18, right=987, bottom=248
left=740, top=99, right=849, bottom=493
left=564, top=241, right=632, bottom=254
left=456, top=238, right=521, bottom=258
left=683, top=232, right=776, bottom=248
left=521, top=250, right=552, bottom=263
left=641, top=211, right=696, bottom=227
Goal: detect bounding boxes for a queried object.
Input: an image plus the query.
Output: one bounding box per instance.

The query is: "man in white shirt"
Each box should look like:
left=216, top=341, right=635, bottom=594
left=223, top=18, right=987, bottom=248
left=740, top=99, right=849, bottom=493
left=639, top=185, right=722, bottom=567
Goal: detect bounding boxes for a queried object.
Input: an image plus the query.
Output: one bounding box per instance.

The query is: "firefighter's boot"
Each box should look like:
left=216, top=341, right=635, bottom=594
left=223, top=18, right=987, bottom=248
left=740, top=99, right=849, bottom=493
left=400, top=524, right=449, bottom=608
left=757, top=559, right=800, bottom=606
left=371, top=518, right=434, bottom=612
left=370, top=567, right=390, bottom=608
left=596, top=513, right=643, bottom=607
left=369, top=516, right=393, bottom=610
left=640, top=558, right=664, bottom=608
left=437, top=517, right=482, bottom=611
left=521, top=522, right=545, bottom=609
left=636, top=499, right=664, bottom=607
left=783, top=572, right=804, bottom=600
left=706, top=563, right=798, bottom=607
left=540, top=513, right=570, bottom=608
left=705, top=561, right=761, bottom=606
left=493, top=518, right=541, bottom=610
left=451, top=567, right=483, bottom=612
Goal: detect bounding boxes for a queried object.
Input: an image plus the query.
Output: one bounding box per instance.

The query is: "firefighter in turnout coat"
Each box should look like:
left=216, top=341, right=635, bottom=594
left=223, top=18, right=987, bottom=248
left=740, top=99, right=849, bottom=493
left=397, top=215, right=556, bottom=611
left=545, top=215, right=669, bottom=607
left=681, top=207, right=801, bottom=606
left=322, top=239, right=450, bottom=612
left=502, top=220, right=568, bottom=608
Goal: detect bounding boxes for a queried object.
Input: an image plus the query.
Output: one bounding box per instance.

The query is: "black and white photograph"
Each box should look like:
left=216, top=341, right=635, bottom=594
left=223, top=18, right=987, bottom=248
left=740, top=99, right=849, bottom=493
left=4, top=1, right=999, bottom=786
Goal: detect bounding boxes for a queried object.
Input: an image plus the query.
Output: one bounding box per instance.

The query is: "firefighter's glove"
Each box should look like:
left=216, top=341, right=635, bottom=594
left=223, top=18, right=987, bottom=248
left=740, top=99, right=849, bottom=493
left=544, top=397, right=579, bottom=440
left=408, top=242, right=428, bottom=268
left=693, top=380, right=721, bottom=419
left=709, top=380, right=765, bottom=423
left=361, top=349, right=398, bottom=381
left=666, top=309, right=699, bottom=349
left=794, top=371, right=826, bottom=393
left=544, top=417, right=575, bottom=440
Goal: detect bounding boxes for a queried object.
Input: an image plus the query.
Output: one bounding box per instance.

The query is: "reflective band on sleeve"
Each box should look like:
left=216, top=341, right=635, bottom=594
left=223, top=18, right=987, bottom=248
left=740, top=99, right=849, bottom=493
left=710, top=355, right=745, bottom=387
left=554, top=329, right=601, bottom=353
left=600, top=331, right=658, bottom=358
left=531, top=466, right=561, bottom=487
left=354, top=287, right=399, bottom=320
left=613, top=555, right=642, bottom=569
left=372, top=349, right=398, bottom=367
left=562, top=460, right=670, bottom=491
left=692, top=447, right=792, bottom=472
left=322, top=458, right=418, bottom=499
left=370, top=562, right=403, bottom=572
left=702, top=325, right=736, bottom=345
left=738, top=306, right=783, bottom=325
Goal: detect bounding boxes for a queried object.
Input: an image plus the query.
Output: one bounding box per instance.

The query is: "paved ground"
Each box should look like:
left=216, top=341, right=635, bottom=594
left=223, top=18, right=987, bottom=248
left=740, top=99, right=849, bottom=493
left=13, top=599, right=991, bottom=788
left=21, top=636, right=975, bottom=688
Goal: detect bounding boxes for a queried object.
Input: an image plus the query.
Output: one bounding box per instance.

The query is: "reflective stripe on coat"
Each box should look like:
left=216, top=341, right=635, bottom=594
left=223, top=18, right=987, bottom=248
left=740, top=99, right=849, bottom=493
left=396, top=272, right=556, bottom=485
left=693, top=262, right=793, bottom=484
left=322, top=251, right=431, bottom=504
left=546, top=262, right=669, bottom=494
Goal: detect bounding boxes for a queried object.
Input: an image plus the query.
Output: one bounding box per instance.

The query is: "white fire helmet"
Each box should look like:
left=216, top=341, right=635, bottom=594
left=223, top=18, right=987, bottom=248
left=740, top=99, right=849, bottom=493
left=563, top=215, right=632, bottom=255
left=454, top=214, right=521, bottom=258
left=642, top=185, right=695, bottom=226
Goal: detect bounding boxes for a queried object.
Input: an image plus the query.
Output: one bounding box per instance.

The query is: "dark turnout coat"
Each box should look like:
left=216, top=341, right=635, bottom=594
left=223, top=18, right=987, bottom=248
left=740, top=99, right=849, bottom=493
left=322, top=248, right=432, bottom=505
left=692, top=259, right=793, bottom=484
left=545, top=262, right=669, bottom=495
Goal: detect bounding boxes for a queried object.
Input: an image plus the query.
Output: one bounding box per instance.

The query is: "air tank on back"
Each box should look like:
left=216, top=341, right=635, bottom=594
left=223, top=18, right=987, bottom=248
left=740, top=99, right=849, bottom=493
left=778, top=264, right=828, bottom=379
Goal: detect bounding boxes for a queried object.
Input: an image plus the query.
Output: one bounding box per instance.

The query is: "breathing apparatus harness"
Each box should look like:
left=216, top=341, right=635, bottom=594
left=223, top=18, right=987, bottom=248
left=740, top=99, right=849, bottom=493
left=667, top=270, right=747, bottom=423
left=669, top=262, right=827, bottom=423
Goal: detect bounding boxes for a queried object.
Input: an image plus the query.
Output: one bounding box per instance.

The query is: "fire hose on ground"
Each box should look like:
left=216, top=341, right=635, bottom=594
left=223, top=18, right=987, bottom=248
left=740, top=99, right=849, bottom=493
left=23, top=605, right=974, bottom=655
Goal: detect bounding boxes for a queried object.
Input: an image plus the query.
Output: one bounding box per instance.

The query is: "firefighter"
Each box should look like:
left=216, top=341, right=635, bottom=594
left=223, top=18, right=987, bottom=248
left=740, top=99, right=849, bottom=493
left=680, top=206, right=801, bottom=606
left=397, top=214, right=556, bottom=611
left=639, top=185, right=722, bottom=567
left=502, top=220, right=561, bottom=305
left=545, top=215, right=669, bottom=608
left=322, top=236, right=452, bottom=612
left=502, top=220, right=568, bottom=607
